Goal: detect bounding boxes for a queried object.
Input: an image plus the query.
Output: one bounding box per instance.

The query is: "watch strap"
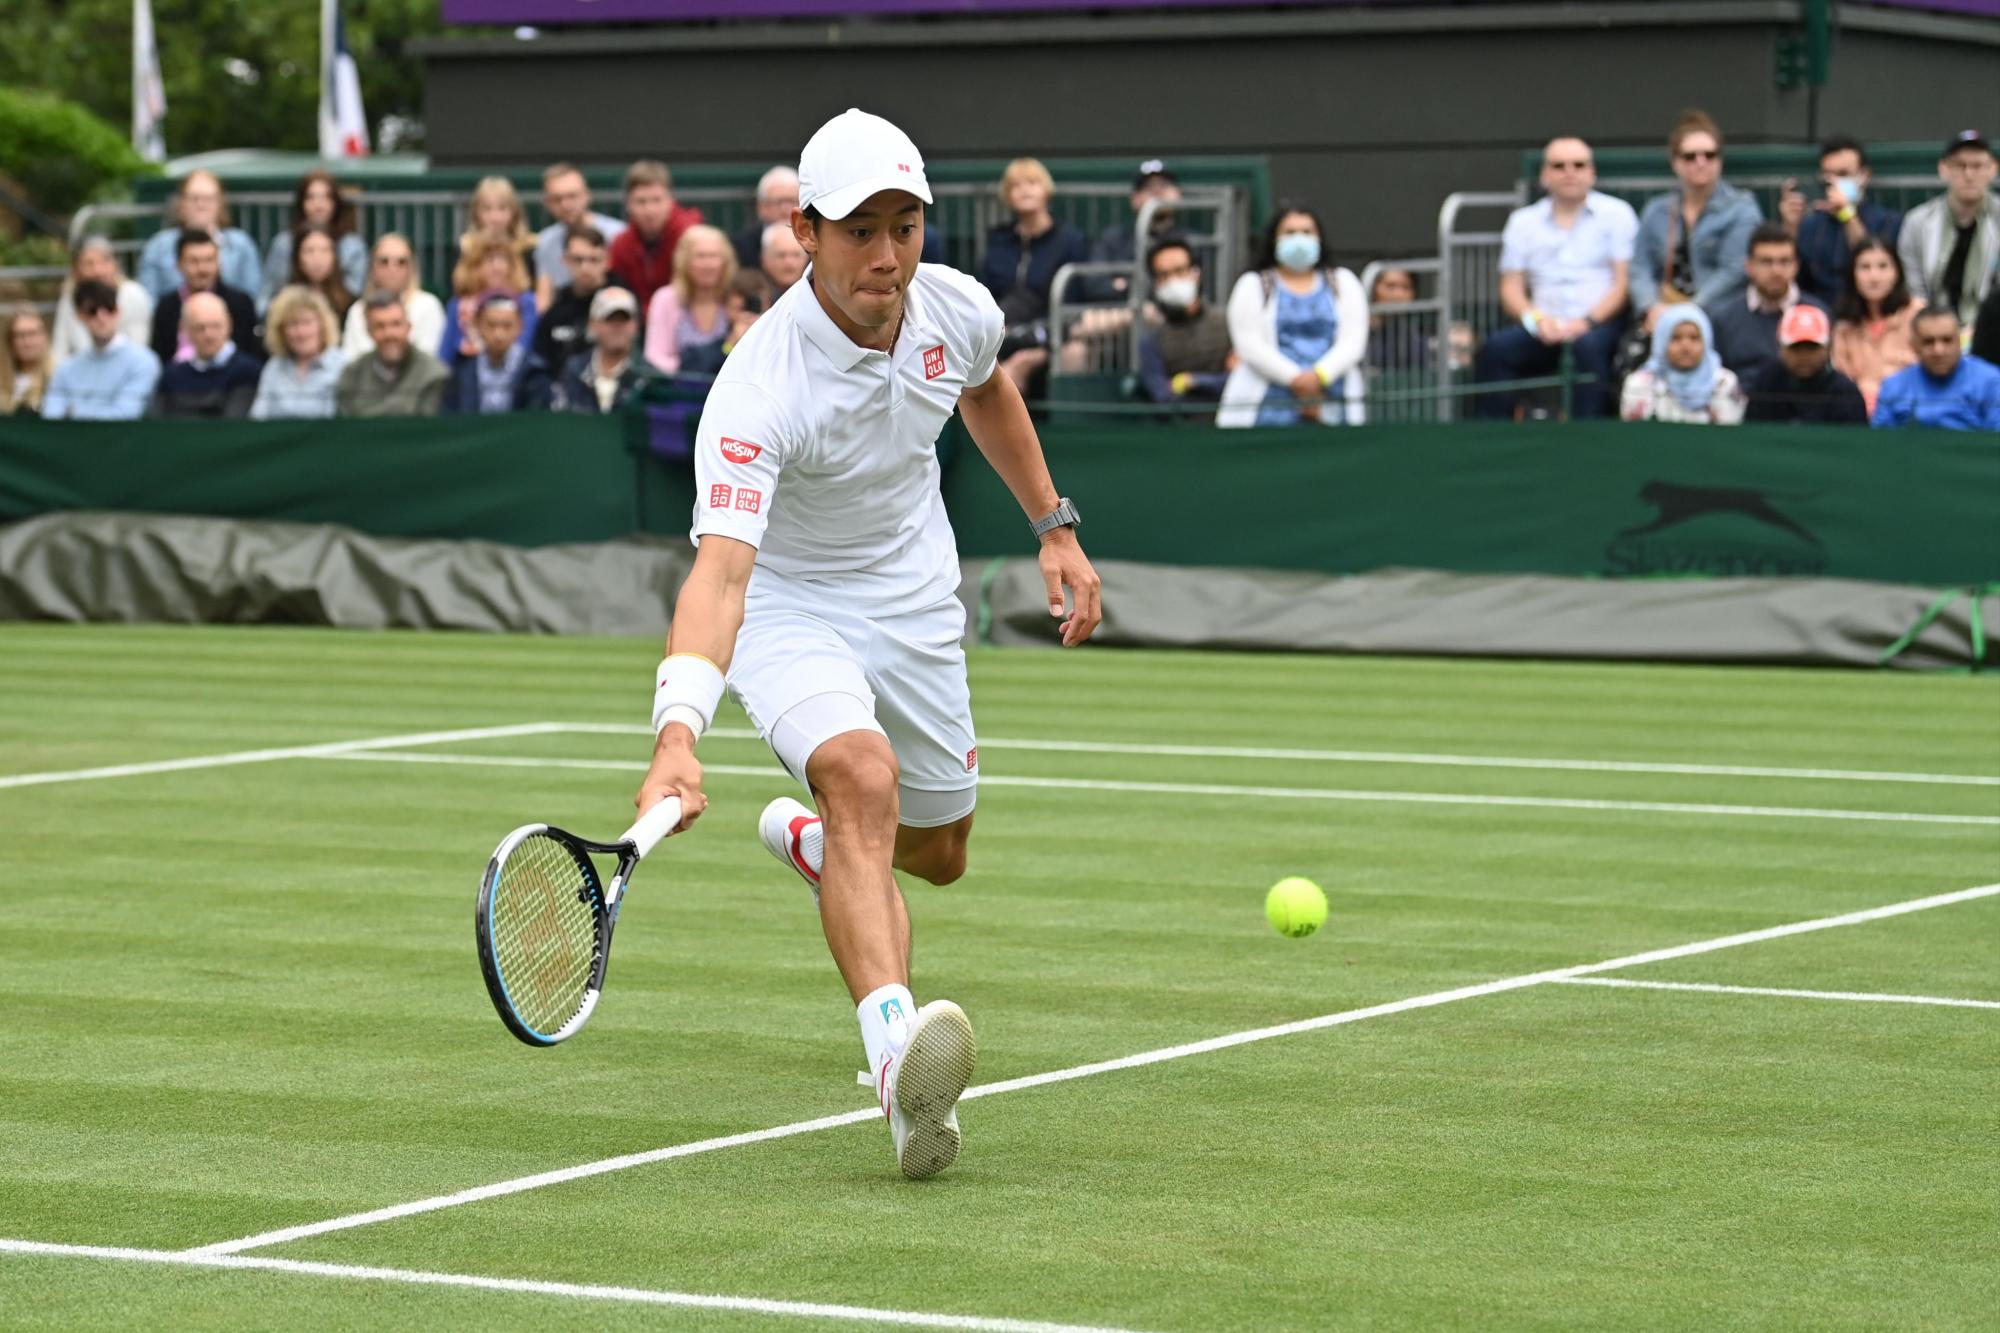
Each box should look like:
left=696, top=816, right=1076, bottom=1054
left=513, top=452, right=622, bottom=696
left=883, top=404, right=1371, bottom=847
left=1031, top=497, right=1080, bottom=537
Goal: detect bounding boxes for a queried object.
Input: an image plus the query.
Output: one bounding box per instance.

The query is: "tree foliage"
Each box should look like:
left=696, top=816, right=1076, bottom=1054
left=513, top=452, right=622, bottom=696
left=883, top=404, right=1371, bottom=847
left=0, top=87, right=160, bottom=216
left=0, top=0, right=450, bottom=160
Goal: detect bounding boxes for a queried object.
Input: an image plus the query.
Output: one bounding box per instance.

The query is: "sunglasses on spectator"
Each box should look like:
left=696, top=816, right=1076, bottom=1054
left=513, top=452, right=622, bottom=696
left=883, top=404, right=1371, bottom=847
left=1678, top=149, right=1720, bottom=162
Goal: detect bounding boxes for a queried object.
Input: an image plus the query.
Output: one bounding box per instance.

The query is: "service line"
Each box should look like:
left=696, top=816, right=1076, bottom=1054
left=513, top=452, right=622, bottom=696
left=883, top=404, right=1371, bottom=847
left=1555, top=976, right=2000, bottom=1009
left=0, top=723, right=575, bottom=791
left=318, top=750, right=2000, bottom=828
left=557, top=721, right=2000, bottom=787
left=0, top=1239, right=1157, bottom=1333
left=187, top=881, right=2000, bottom=1257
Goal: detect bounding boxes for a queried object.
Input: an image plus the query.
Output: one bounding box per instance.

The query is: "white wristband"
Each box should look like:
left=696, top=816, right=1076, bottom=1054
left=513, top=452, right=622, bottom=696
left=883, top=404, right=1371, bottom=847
left=651, top=654, right=726, bottom=740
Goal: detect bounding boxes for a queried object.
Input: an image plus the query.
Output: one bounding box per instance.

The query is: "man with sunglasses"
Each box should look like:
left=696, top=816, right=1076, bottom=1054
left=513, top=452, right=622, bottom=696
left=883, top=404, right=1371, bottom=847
left=1476, top=137, right=1637, bottom=419
left=1631, top=111, right=1762, bottom=334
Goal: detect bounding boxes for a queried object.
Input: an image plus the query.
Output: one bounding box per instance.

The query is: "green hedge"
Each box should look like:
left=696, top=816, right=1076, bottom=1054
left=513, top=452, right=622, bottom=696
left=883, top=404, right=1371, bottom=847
left=0, top=88, right=158, bottom=217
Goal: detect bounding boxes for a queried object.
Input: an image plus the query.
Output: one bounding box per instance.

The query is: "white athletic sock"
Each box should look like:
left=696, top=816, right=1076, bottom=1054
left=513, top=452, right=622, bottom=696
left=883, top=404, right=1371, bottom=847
left=857, top=983, right=916, bottom=1088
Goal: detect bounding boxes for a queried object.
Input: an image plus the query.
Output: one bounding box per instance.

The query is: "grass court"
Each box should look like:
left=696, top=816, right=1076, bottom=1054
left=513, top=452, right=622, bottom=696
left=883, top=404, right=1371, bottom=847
left=1, top=623, right=1995, bottom=1330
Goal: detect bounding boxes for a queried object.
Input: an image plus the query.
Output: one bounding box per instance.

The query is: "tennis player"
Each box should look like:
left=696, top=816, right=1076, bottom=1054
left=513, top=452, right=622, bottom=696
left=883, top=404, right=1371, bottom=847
left=635, top=109, right=1101, bottom=1179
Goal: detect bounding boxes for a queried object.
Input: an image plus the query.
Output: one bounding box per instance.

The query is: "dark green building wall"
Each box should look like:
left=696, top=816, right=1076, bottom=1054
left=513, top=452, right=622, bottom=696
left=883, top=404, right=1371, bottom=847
left=413, top=2, right=2000, bottom=265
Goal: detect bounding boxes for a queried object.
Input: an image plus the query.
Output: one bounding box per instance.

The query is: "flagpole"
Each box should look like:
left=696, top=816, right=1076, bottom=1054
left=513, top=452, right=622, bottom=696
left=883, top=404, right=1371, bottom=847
left=132, top=0, right=166, bottom=163
left=318, top=0, right=336, bottom=159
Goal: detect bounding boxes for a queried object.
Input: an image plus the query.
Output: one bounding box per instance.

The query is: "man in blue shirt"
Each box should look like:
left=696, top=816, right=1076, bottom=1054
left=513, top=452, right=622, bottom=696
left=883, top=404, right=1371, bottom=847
left=41, top=280, right=161, bottom=421
left=1476, top=137, right=1638, bottom=419
left=1780, top=136, right=1902, bottom=308
left=1872, top=305, right=2000, bottom=431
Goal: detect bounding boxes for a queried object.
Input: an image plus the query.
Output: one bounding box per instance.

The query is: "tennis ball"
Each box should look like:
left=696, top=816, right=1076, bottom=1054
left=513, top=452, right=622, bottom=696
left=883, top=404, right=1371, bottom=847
left=1265, top=876, right=1327, bottom=939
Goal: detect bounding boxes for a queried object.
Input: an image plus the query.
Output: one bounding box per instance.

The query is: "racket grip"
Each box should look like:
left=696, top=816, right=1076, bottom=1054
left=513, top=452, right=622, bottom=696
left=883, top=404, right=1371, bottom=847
left=622, top=796, right=684, bottom=859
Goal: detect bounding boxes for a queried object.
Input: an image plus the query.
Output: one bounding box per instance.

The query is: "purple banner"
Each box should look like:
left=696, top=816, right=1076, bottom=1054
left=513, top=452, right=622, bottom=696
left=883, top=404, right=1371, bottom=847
left=442, top=0, right=1998, bottom=20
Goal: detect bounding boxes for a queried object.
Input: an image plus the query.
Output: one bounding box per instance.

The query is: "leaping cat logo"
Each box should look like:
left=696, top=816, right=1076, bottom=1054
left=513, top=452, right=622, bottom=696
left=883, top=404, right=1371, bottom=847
left=1619, top=481, right=1821, bottom=546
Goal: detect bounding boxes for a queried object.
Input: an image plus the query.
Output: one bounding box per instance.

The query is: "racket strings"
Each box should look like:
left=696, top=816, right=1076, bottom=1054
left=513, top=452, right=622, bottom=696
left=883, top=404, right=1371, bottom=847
left=489, top=834, right=601, bottom=1035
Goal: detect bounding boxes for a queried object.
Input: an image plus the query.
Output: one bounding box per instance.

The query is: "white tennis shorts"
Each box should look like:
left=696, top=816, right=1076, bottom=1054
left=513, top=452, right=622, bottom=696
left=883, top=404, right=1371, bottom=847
left=727, top=588, right=978, bottom=829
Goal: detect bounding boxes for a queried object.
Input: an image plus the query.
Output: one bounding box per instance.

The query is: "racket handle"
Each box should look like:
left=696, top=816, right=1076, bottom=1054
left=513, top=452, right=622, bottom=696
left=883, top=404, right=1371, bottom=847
left=621, top=796, right=684, bottom=859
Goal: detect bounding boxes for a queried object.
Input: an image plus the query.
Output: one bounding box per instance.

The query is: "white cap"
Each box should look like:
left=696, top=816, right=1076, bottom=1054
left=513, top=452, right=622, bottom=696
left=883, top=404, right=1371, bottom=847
left=797, top=108, right=933, bottom=221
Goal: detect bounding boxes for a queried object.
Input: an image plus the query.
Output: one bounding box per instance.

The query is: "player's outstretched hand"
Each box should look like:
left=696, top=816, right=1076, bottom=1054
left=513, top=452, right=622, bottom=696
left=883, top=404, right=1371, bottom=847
left=636, top=732, right=708, bottom=834
left=1039, top=530, right=1102, bottom=647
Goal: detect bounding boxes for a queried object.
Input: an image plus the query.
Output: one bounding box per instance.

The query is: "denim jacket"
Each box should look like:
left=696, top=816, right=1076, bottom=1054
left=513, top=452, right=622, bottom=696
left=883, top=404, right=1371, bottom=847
left=1631, top=180, right=1763, bottom=313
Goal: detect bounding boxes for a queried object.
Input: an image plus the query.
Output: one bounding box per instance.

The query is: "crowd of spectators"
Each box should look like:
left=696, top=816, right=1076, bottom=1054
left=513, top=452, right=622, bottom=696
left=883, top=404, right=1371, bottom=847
left=1480, top=116, right=1997, bottom=431
left=10, top=119, right=1994, bottom=431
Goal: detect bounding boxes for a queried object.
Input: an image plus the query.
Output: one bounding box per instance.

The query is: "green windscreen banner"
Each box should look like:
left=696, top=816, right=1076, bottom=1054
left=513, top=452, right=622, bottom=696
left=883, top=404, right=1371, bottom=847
left=942, top=420, right=2000, bottom=587
left=1, top=416, right=1993, bottom=586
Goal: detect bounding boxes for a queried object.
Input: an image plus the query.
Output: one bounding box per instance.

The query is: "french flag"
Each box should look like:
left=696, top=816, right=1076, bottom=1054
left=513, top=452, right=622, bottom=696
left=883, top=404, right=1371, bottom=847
left=318, top=0, right=370, bottom=159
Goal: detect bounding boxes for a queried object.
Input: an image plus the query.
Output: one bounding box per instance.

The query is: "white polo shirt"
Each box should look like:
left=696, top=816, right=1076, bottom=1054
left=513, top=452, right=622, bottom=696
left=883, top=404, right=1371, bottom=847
left=691, top=262, right=1004, bottom=615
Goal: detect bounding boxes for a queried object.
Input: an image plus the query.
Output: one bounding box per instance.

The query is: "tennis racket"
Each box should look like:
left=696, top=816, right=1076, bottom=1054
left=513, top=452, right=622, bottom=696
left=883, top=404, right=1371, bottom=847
left=475, top=797, right=683, bottom=1047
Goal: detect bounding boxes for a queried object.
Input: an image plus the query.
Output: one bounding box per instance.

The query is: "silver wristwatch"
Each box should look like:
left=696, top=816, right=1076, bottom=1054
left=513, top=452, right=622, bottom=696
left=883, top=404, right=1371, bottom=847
left=1030, top=497, right=1081, bottom=538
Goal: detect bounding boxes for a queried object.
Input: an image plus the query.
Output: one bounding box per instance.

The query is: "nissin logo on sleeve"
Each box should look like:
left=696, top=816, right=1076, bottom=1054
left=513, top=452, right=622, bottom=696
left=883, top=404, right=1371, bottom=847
left=719, top=437, right=763, bottom=465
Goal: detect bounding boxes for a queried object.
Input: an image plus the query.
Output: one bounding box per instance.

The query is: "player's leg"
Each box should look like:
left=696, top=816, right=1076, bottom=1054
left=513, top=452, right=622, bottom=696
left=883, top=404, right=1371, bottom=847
left=893, top=812, right=973, bottom=886
left=730, top=605, right=970, bottom=1178
left=802, top=726, right=909, bottom=1002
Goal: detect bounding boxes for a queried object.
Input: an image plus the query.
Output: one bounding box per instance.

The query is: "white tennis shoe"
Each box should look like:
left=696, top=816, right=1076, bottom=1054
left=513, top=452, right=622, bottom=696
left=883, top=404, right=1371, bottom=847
left=757, top=796, right=822, bottom=904
left=875, top=999, right=977, bottom=1180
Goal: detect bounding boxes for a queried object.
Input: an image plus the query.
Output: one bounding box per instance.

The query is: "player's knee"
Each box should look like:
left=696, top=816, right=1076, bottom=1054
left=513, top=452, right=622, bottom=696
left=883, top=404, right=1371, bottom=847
left=900, top=821, right=970, bottom=885
left=909, top=845, right=967, bottom=886
left=809, top=733, right=901, bottom=822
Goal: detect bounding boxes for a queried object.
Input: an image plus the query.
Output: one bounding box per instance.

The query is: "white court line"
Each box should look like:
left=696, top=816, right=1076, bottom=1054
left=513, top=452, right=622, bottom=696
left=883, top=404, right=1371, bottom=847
left=0, top=1239, right=1156, bottom=1333
left=0, top=723, right=573, bottom=791
left=188, top=881, right=2000, bottom=1257
left=1555, top=976, right=2000, bottom=1010
left=316, top=750, right=2000, bottom=828
left=553, top=721, right=2000, bottom=788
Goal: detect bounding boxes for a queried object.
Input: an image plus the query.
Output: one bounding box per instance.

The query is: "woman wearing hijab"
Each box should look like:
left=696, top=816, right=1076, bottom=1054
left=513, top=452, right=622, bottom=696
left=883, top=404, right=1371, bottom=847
left=1619, top=304, right=1746, bottom=424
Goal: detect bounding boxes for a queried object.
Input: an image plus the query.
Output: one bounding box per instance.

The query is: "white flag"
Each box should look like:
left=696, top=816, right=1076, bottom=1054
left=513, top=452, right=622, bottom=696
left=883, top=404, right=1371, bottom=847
left=319, top=0, right=370, bottom=159
left=132, top=0, right=167, bottom=164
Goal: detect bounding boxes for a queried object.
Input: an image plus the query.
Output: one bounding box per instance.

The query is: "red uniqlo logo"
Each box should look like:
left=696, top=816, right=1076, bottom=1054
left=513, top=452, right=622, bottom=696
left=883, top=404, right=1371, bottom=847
left=898, top=163, right=912, bottom=174
left=964, top=747, right=978, bottom=772
left=734, top=489, right=762, bottom=514
left=719, top=437, right=762, bottom=465
left=923, top=345, right=946, bottom=380
left=708, top=484, right=732, bottom=508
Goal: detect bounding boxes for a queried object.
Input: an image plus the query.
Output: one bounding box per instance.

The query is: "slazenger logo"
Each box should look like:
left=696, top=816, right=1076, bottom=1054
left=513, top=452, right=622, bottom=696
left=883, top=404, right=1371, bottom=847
left=1605, top=480, right=1826, bottom=576
left=719, top=437, right=762, bottom=465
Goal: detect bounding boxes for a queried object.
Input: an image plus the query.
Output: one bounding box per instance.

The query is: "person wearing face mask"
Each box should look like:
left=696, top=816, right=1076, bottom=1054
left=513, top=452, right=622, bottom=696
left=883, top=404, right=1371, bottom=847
left=1136, top=236, right=1233, bottom=411
left=1619, top=305, right=1746, bottom=424
left=1779, top=136, right=1902, bottom=308
left=1831, top=237, right=1918, bottom=415
left=1217, top=203, right=1368, bottom=428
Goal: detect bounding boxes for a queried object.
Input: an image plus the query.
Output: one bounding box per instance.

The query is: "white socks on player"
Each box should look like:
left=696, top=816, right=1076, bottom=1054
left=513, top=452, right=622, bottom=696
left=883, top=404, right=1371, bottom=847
left=858, top=983, right=916, bottom=1081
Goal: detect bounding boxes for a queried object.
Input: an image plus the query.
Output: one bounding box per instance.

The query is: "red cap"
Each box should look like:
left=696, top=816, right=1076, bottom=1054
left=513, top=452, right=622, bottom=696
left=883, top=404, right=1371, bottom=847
left=1778, top=304, right=1831, bottom=346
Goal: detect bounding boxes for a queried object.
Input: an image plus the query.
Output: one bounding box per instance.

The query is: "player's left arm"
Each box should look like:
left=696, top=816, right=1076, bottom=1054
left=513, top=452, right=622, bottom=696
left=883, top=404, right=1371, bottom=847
left=958, top=368, right=1102, bottom=647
